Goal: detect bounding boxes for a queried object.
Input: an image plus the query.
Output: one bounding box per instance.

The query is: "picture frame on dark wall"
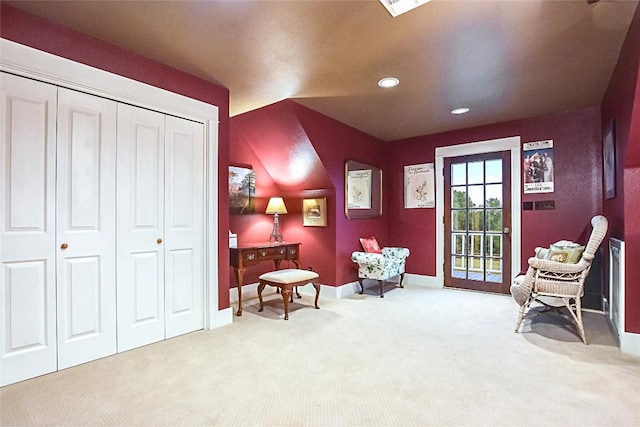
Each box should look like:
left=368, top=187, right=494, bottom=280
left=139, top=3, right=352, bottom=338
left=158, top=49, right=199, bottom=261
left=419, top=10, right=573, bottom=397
left=302, top=197, right=327, bottom=227
left=603, top=120, right=616, bottom=200
left=229, top=165, right=255, bottom=214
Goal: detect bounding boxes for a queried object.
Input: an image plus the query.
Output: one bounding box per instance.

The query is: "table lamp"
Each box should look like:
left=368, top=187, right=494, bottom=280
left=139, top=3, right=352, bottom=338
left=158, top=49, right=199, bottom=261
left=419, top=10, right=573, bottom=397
left=265, top=197, right=287, bottom=243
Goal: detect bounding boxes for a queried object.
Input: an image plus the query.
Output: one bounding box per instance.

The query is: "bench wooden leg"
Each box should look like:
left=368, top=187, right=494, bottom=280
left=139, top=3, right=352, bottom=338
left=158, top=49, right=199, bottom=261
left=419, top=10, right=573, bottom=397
left=281, top=285, right=291, bottom=320
left=313, top=282, right=320, bottom=309
left=257, top=281, right=267, bottom=312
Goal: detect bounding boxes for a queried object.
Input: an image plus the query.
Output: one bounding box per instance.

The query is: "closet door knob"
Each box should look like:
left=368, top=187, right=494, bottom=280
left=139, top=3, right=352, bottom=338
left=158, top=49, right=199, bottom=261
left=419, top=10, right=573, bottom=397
left=157, top=238, right=163, bottom=244
left=60, top=243, right=69, bottom=250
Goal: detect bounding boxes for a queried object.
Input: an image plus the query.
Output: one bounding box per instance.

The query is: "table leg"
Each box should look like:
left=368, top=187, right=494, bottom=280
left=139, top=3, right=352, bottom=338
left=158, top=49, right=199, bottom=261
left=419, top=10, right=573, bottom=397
left=233, top=267, right=246, bottom=316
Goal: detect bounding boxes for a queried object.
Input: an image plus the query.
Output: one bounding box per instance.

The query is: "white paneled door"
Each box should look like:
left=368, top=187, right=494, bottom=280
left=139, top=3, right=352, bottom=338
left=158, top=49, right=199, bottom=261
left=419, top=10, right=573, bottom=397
left=1, top=73, right=58, bottom=385
left=116, top=104, right=166, bottom=352
left=56, top=88, right=117, bottom=369
left=116, top=105, right=204, bottom=352
left=164, top=116, right=204, bottom=339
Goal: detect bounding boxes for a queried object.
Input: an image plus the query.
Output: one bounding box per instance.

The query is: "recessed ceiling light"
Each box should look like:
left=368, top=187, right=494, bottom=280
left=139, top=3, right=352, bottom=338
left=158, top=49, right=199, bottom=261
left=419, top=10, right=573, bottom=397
left=378, top=77, right=399, bottom=88
left=451, top=107, right=470, bottom=115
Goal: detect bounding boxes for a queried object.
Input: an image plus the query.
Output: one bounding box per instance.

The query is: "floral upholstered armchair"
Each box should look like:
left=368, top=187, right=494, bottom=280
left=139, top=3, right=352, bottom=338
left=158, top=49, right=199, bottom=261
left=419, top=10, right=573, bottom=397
left=351, top=237, right=410, bottom=298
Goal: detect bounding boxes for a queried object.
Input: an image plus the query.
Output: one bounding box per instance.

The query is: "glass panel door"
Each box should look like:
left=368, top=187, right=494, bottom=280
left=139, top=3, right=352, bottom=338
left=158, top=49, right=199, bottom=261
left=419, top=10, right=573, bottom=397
left=444, top=151, right=511, bottom=294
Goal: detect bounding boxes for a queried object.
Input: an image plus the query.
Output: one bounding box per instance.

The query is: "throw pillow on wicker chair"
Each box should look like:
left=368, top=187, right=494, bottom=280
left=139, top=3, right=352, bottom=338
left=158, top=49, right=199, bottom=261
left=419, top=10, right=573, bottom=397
left=545, top=241, right=585, bottom=264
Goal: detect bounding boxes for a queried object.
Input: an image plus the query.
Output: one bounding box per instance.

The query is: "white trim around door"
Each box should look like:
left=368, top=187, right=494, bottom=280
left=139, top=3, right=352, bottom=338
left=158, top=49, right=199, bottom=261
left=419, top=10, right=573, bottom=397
left=435, top=136, right=522, bottom=289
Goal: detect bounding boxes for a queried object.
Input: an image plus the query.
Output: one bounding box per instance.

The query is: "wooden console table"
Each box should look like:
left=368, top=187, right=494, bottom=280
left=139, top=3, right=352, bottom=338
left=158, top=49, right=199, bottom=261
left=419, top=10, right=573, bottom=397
left=230, top=242, right=301, bottom=316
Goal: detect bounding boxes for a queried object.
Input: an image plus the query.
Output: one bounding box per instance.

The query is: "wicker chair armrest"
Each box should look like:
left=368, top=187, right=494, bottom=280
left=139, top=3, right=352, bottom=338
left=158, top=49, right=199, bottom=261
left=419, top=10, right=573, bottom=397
left=528, top=256, right=588, bottom=274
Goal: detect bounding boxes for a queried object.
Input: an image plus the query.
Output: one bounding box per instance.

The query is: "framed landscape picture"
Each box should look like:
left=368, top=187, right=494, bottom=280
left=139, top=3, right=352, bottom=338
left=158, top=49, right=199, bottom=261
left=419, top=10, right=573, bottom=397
left=229, top=165, right=255, bottom=214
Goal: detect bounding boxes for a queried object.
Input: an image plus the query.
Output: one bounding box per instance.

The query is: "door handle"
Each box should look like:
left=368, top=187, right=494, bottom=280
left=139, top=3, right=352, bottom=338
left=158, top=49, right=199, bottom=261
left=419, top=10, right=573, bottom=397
left=60, top=243, right=69, bottom=250
left=157, top=238, right=163, bottom=244
left=503, top=227, right=510, bottom=234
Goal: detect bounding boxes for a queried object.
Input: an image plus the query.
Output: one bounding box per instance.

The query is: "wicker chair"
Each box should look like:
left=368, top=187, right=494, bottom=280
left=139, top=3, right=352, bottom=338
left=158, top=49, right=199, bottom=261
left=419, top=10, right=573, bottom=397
left=511, top=215, right=608, bottom=344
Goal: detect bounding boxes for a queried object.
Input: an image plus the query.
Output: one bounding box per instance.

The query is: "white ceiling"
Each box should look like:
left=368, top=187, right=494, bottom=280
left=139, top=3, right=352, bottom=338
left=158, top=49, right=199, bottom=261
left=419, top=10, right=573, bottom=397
left=8, top=0, right=638, bottom=141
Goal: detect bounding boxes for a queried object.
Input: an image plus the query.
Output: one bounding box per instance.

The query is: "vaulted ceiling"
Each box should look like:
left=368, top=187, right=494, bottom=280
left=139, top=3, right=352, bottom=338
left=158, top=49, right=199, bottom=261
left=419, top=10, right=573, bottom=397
left=8, top=0, right=638, bottom=141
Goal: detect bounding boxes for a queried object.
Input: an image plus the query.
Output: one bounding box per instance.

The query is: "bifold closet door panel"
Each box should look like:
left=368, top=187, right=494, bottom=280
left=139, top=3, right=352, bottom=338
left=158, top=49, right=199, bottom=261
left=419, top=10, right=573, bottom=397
left=116, top=103, right=166, bottom=353
left=56, top=88, right=117, bottom=370
left=164, top=116, right=204, bottom=339
left=0, top=73, right=57, bottom=386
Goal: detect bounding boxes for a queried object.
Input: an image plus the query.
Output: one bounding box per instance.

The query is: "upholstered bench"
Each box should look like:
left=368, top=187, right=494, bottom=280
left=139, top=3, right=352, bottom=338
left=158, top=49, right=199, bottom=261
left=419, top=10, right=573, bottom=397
left=258, top=269, right=320, bottom=320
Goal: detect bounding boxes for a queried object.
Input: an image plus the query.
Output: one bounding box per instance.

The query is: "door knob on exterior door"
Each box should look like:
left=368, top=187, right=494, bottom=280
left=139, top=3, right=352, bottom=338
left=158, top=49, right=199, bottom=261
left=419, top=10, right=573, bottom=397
left=503, top=227, right=510, bottom=234
left=157, top=238, right=163, bottom=244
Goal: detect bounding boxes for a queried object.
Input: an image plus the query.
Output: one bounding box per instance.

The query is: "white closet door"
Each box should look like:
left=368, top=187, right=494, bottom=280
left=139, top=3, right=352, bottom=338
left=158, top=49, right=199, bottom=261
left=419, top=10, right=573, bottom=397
left=0, top=73, right=57, bottom=386
left=56, top=88, right=117, bottom=369
left=164, top=116, right=204, bottom=338
left=117, top=104, right=166, bottom=352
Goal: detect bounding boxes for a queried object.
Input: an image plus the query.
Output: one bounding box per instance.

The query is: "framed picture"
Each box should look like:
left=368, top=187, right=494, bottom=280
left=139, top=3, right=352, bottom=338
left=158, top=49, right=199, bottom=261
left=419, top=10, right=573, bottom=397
left=345, top=159, right=382, bottom=219
left=229, top=165, right=255, bottom=214
left=603, top=121, right=616, bottom=200
left=404, top=163, right=435, bottom=208
left=302, top=197, right=327, bottom=227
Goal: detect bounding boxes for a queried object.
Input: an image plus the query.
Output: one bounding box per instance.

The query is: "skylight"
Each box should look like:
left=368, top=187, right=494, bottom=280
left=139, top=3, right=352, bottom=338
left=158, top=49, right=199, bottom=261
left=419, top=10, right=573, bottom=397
left=379, top=0, right=432, bottom=17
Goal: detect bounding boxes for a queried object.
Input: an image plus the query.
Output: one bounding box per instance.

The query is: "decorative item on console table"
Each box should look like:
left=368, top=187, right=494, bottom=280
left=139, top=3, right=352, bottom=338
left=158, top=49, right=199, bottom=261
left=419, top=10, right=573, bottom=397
left=265, top=197, right=287, bottom=243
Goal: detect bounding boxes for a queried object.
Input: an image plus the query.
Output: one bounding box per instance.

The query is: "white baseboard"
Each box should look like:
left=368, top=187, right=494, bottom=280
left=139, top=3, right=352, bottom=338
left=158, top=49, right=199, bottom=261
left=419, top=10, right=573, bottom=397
left=404, top=273, right=441, bottom=288
left=210, top=307, right=233, bottom=329
left=620, top=330, right=640, bottom=357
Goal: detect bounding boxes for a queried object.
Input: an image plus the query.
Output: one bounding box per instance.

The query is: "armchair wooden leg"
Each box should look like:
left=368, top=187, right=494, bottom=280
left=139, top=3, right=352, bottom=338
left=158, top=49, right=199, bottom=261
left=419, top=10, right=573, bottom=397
left=399, top=273, right=405, bottom=288
left=358, top=278, right=365, bottom=294
left=378, top=280, right=384, bottom=298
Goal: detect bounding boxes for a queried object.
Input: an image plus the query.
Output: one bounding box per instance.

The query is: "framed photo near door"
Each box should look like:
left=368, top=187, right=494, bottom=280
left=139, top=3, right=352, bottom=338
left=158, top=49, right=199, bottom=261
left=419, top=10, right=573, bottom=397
left=603, top=121, right=616, bottom=200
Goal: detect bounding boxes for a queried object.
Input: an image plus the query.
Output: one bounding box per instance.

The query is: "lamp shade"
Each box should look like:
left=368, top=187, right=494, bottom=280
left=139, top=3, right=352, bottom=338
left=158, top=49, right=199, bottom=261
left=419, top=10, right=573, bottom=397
left=265, top=197, right=288, bottom=215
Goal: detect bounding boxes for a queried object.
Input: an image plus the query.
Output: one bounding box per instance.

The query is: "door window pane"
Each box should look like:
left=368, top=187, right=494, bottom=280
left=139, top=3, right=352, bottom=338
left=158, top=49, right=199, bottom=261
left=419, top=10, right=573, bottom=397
left=468, top=209, right=484, bottom=232
left=485, top=234, right=502, bottom=257
left=467, top=185, right=484, bottom=207
left=485, top=184, right=502, bottom=207
left=485, top=159, right=502, bottom=183
left=452, top=210, right=467, bottom=232
left=486, top=210, right=503, bottom=232
left=451, top=163, right=466, bottom=186
left=452, top=187, right=467, bottom=208
left=468, top=161, right=484, bottom=184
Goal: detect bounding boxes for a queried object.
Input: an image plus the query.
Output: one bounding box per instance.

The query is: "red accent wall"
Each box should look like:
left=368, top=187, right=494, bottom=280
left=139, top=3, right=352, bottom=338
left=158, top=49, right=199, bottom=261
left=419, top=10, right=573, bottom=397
left=385, top=107, right=603, bottom=277
left=229, top=100, right=387, bottom=287
left=1, top=4, right=232, bottom=310
left=601, top=5, right=640, bottom=334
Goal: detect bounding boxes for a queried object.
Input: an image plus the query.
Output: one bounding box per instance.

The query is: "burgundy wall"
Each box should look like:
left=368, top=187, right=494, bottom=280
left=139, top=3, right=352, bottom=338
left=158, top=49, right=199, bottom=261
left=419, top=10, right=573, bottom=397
left=229, top=100, right=387, bottom=287
left=385, top=107, right=603, bottom=277
left=0, top=4, right=232, bottom=310
left=601, top=5, right=640, bottom=334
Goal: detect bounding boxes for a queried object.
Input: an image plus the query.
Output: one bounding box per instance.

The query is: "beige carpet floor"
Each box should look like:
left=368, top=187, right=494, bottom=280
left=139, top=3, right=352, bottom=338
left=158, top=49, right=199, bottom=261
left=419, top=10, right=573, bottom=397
left=1, top=284, right=639, bottom=426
